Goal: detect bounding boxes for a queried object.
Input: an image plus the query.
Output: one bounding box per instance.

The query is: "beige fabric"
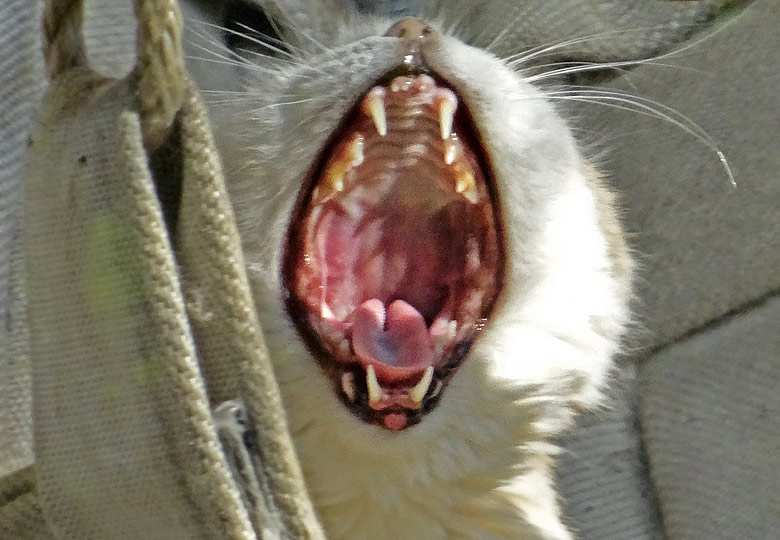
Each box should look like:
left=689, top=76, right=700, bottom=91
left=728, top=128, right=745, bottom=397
left=640, top=296, right=780, bottom=540
left=556, top=372, right=661, bottom=540
left=175, top=81, right=325, bottom=540
left=0, top=467, right=53, bottom=540
left=462, top=0, right=718, bottom=61
left=577, top=0, right=780, bottom=347
left=24, top=69, right=248, bottom=540
left=3, top=0, right=324, bottom=538
left=0, top=0, right=44, bottom=481
left=557, top=1, right=780, bottom=538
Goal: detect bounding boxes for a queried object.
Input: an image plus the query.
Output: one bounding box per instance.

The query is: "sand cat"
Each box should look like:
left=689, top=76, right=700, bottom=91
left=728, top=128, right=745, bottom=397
left=182, top=1, right=633, bottom=538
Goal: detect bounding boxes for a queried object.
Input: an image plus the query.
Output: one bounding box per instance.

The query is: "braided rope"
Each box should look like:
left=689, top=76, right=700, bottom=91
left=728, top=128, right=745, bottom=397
left=42, top=0, right=86, bottom=79
left=42, top=0, right=185, bottom=149
left=132, top=0, right=185, bottom=149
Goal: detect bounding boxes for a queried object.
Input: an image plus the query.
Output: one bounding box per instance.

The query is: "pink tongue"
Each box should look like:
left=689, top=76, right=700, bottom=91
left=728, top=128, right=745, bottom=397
left=352, top=299, right=434, bottom=381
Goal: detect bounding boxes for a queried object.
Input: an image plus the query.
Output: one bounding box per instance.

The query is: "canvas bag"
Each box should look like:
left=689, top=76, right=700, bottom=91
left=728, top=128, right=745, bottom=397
left=0, top=1, right=325, bottom=539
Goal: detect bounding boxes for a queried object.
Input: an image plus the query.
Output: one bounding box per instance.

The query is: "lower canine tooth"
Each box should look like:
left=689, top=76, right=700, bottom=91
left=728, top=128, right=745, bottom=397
left=429, top=379, right=443, bottom=399
left=410, top=366, right=434, bottom=404
left=366, top=365, right=383, bottom=403
left=342, top=373, right=356, bottom=402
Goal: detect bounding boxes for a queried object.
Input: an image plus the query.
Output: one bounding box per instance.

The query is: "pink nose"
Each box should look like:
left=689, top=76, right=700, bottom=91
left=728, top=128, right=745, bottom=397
left=384, top=16, right=437, bottom=42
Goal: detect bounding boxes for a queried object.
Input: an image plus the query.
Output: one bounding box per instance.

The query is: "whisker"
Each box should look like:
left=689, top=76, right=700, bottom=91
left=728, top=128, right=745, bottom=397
left=546, top=92, right=735, bottom=186
left=484, top=6, right=527, bottom=53
left=278, top=15, right=330, bottom=55
left=203, top=20, right=300, bottom=61
left=518, top=11, right=741, bottom=79
left=243, top=97, right=321, bottom=114
left=503, top=25, right=679, bottom=66
left=442, top=5, right=474, bottom=40
left=184, top=52, right=250, bottom=70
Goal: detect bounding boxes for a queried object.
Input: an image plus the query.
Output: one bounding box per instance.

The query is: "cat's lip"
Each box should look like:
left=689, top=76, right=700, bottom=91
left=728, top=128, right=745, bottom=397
left=282, top=69, right=505, bottom=431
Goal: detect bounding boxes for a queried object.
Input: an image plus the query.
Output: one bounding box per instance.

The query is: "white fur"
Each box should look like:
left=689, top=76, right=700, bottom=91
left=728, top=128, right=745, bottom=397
left=183, top=2, right=632, bottom=538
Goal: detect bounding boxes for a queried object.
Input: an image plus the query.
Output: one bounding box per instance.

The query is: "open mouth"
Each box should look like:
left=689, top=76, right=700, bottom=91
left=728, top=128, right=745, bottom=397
left=283, top=71, right=504, bottom=431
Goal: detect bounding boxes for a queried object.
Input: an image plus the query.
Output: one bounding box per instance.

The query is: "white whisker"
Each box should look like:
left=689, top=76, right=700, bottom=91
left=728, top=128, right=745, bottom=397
left=545, top=91, right=735, bottom=186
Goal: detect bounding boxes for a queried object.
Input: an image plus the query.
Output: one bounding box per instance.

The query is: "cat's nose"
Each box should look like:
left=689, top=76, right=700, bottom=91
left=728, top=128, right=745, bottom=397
left=384, top=17, right=437, bottom=42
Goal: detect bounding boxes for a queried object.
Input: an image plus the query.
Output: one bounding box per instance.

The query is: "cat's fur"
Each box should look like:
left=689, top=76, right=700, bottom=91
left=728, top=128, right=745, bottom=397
left=183, top=1, right=632, bottom=538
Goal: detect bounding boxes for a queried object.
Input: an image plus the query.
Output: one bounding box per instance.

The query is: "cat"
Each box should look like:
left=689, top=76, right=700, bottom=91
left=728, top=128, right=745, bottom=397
left=182, top=1, right=633, bottom=538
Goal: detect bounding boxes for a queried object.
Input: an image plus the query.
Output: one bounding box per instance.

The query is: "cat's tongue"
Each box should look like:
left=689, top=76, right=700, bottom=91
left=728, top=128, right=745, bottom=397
left=352, top=299, right=434, bottom=382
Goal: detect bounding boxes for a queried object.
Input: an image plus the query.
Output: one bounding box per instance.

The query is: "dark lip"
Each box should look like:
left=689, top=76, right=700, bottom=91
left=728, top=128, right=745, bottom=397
left=281, top=63, right=506, bottom=430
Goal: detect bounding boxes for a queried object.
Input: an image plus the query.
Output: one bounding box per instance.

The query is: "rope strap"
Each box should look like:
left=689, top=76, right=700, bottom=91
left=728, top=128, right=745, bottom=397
left=42, top=0, right=185, bottom=149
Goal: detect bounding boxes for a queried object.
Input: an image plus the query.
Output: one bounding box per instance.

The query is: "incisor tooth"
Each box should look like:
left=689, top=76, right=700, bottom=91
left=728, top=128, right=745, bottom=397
left=447, top=320, right=457, bottom=340
left=410, top=366, right=434, bottom=404
left=439, top=94, right=456, bottom=140
left=363, top=89, right=387, bottom=136
left=366, top=365, right=383, bottom=403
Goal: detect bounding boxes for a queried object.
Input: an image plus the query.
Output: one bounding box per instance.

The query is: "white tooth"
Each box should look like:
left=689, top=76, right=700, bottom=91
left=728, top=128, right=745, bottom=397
left=439, top=95, right=456, bottom=140
left=341, top=372, right=356, bottom=402
left=456, top=171, right=478, bottom=203
left=350, top=134, right=365, bottom=165
left=321, top=302, right=335, bottom=319
left=325, top=134, right=363, bottom=192
left=447, top=320, right=457, bottom=340
left=364, top=91, right=387, bottom=136
left=444, top=139, right=457, bottom=165
left=429, top=380, right=443, bottom=399
left=410, top=366, right=434, bottom=404
left=328, top=172, right=345, bottom=192
left=366, top=365, right=383, bottom=403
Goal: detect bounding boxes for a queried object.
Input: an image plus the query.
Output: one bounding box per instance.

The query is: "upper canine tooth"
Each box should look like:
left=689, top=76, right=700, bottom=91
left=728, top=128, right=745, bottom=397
left=366, top=365, right=383, bottom=403
left=362, top=88, right=387, bottom=137
left=409, top=366, right=434, bottom=404
left=438, top=92, right=457, bottom=140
